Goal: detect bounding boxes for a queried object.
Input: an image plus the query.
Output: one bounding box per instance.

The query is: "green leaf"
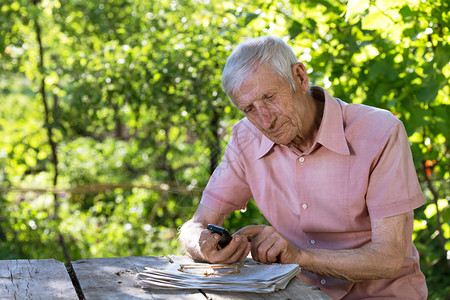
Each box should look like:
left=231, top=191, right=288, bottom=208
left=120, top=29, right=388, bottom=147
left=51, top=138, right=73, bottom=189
left=434, top=44, right=450, bottom=69
left=362, top=9, right=392, bottom=31
left=288, top=20, right=303, bottom=39
left=402, top=26, right=418, bottom=38
left=346, top=0, right=369, bottom=24
left=418, top=80, right=439, bottom=104
left=442, top=205, right=450, bottom=224
left=399, top=5, right=414, bottom=21
left=244, top=13, right=259, bottom=26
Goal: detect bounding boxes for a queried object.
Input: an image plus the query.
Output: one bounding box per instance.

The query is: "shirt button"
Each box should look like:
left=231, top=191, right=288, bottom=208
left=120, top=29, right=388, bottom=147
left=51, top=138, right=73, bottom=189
left=298, top=157, right=305, bottom=163
left=310, top=239, right=316, bottom=245
left=302, top=203, right=308, bottom=209
left=320, top=279, right=326, bottom=285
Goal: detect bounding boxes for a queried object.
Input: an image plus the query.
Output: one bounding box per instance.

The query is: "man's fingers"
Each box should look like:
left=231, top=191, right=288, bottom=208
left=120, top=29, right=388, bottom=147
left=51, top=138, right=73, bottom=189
left=200, top=230, right=220, bottom=249
left=265, top=237, right=285, bottom=263
left=238, top=242, right=252, bottom=262
left=238, top=225, right=271, bottom=262
left=218, top=235, right=250, bottom=263
left=228, top=235, right=251, bottom=263
left=200, top=231, right=251, bottom=264
left=256, top=230, right=281, bottom=263
left=267, top=241, right=284, bottom=263
left=200, top=225, right=290, bottom=265
left=255, top=238, right=272, bottom=263
left=243, top=226, right=290, bottom=264
left=234, top=225, right=265, bottom=238
left=199, top=234, right=219, bottom=261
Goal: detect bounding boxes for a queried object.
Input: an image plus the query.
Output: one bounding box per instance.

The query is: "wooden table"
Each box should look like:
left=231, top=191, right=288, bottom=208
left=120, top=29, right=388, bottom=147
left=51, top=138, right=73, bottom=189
left=0, top=256, right=330, bottom=299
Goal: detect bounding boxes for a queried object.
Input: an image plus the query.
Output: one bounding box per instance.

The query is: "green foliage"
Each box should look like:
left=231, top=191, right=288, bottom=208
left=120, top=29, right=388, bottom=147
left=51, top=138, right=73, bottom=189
left=0, top=0, right=448, bottom=298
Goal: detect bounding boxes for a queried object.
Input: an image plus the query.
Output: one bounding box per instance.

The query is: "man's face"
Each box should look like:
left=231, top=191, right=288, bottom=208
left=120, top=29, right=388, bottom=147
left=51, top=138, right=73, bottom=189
left=233, top=64, right=308, bottom=146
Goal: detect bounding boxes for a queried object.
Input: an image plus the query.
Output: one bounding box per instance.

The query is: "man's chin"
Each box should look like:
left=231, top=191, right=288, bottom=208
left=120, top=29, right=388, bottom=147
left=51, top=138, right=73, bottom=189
left=265, top=134, right=291, bottom=146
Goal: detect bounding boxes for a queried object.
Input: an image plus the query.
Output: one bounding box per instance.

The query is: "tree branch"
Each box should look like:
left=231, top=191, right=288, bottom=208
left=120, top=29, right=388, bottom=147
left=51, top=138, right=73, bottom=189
left=33, top=3, right=70, bottom=266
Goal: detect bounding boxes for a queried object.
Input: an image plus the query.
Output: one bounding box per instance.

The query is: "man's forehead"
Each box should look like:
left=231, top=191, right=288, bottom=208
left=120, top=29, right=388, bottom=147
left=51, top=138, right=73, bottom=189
left=234, top=70, right=285, bottom=103
left=235, top=77, right=263, bottom=99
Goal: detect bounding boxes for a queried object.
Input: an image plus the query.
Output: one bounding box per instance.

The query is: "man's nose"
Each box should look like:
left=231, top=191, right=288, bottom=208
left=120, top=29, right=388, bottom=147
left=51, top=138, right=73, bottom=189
left=256, top=105, right=273, bottom=129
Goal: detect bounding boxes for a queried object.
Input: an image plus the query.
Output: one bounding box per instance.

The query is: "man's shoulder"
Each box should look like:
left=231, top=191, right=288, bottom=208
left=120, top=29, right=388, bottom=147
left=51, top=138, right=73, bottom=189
left=232, top=117, right=263, bottom=139
left=225, top=118, right=264, bottom=160
left=341, top=102, right=402, bottom=141
left=342, top=102, right=399, bottom=124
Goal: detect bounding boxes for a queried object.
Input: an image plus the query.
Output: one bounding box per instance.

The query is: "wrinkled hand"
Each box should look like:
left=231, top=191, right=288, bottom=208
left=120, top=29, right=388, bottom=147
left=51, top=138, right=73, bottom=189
left=198, top=228, right=251, bottom=264
left=235, top=225, right=300, bottom=264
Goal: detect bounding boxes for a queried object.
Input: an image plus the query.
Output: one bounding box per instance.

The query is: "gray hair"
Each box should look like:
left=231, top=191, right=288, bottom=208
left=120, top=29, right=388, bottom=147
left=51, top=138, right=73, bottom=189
left=222, top=36, right=299, bottom=104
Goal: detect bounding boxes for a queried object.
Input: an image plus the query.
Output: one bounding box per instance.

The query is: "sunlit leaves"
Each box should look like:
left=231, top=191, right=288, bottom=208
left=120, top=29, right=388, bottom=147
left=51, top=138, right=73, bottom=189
left=346, top=0, right=370, bottom=24
left=1, top=0, right=251, bottom=263
left=0, top=1, right=449, bottom=296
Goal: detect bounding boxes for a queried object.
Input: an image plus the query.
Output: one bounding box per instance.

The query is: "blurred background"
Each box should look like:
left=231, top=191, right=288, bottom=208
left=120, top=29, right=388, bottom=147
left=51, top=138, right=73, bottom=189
left=0, top=0, right=448, bottom=298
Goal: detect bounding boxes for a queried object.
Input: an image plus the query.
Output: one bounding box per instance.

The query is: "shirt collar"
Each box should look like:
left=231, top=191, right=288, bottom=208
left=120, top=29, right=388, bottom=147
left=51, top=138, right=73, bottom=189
left=314, top=86, right=350, bottom=156
left=256, top=132, right=276, bottom=159
left=256, top=86, right=350, bottom=159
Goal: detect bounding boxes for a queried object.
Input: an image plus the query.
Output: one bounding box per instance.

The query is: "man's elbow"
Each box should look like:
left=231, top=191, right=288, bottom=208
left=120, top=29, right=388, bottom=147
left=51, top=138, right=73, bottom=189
left=383, top=254, right=405, bottom=279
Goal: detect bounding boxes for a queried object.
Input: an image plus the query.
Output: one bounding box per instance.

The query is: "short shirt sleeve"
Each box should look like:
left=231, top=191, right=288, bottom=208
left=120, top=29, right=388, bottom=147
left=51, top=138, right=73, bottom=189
left=366, top=120, right=425, bottom=219
left=200, top=123, right=253, bottom=214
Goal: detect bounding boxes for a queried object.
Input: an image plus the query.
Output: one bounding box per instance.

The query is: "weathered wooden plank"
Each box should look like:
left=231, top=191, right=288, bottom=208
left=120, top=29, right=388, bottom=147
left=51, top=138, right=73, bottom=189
left=167, top=255, right=331, bottom=300
left=73, top=256, right=330, bottom=299
left=201, top=277, right=330, bottom=300
left=0, top=259, right=78, bottom=299
left=71, top=256, right=205, bottom=300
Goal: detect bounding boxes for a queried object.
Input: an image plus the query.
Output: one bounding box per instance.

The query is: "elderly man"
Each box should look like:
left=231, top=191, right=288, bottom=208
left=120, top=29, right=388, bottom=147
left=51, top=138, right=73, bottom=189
left=179, top=36, right=427, bottom=299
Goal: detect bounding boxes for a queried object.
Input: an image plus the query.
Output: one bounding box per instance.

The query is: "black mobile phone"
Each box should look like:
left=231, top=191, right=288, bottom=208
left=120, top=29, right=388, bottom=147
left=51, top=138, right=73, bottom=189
left=207, top=224, right=233, bottom=248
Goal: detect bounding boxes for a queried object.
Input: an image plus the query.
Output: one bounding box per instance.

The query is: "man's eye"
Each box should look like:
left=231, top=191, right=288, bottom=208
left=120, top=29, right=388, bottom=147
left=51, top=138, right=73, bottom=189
left=244, top=107, right=254, bottom=113
left=266, top=94, right=274, bottom=99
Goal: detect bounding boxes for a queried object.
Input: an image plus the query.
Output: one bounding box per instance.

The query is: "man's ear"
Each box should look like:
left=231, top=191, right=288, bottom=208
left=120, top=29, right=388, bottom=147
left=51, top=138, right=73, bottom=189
left=292, top=62, right=309, bottom=94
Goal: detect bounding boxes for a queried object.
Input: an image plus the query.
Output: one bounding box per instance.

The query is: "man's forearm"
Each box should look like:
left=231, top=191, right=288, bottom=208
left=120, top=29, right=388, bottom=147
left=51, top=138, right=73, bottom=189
left=285, top=213, right=408, bottom=281
left=178, top=219, right=206, bottom=261
left=295, top=242, right=404, bottom=282
left=240, top=214, right=407, bottom=282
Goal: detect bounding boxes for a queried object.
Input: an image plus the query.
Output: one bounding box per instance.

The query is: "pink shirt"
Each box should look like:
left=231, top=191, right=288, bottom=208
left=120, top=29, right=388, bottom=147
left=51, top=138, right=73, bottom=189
left=201, top=87, right=427, bottom=299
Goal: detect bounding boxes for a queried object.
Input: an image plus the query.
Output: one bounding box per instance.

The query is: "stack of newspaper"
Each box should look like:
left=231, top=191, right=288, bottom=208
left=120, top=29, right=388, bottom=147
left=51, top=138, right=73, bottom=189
left=138, top=261, right=301, bottom=293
